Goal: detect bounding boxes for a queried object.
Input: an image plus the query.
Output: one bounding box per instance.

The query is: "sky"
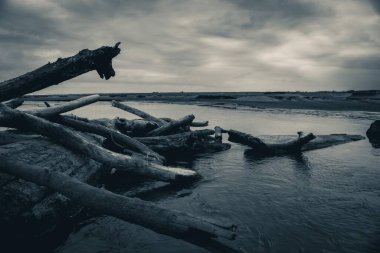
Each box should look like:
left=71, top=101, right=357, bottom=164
left=0, top=0, right=379, bottom=94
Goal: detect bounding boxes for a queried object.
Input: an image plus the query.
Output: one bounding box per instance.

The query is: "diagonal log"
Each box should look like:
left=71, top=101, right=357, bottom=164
left=112, top=101, right=167, bottom=125
left=227, top=129, right=316, bottom=154
left=0, top=43, right=121, bottom=102
left=0, top=104, right=197, bottom=182
left=0, top=157, right=237, bottom=248
left=27, top=94, right=100, bottom=117
left=146, top=115, right=195, bottom=137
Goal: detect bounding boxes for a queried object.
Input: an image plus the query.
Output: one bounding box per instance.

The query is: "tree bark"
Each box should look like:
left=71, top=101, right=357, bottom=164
left=112, top=101, right=167, bottom=125
left=146, top=115, right=195, bottom=137
left=0, top=43, right=121, bottom=102
left=0, top=104, right=197, bottom=182
left=0, top=157, right=236, bottom=243
left=227, top=129, right=316, bottom=154
left=114, top=118, right=158, bottom=136
left=28, top=94, right=100, bottom=118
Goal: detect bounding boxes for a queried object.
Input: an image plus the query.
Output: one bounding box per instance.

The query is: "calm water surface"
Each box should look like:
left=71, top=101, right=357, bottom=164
left=42, top=102, right=379, bottom=253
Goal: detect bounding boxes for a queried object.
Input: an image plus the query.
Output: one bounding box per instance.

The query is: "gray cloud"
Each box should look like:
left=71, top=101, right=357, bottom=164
left=0, top=0, right=379, bottom=93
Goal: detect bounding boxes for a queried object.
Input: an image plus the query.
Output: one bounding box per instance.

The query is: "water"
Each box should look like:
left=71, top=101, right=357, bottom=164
left=29, top=102, right=380, bottom=253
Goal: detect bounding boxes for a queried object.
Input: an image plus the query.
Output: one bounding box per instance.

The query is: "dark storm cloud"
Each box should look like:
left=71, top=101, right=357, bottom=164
left=368, top=0, right=380, bottom=14
left=0, top=0, right=379, bottom=93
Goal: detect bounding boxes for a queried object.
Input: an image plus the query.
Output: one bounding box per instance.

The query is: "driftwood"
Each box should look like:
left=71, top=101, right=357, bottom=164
left=0, top=157, right=237, bottom=246
left=215, top=126, right=223, bottom=143
left=0, top=43, right=121, bottom=102
left=52, top=115, right=165, bottom=164
left=146, top=114, right=195, bottom=136
left=0, top=104, right=197, bottom=182
left=161, top=117, right=209, bottom=127
left=228, top=129, right=365, bottom=154
left=228, top=129, right=316, bottom=154
left=28, top=94, right=100, bottom=118
left=0, top=131, right=40, bottom=146
left=114, top=117, right=158, bottom=136
left=112, top=100, right=167, bottom=125
left=135, top=129, right=215, bottom=154
left=3, top=98, right=24, bottom=109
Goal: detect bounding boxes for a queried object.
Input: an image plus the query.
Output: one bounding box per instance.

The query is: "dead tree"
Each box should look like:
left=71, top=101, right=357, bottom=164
left=0, top=104, right=197, bottom=182
left=0, top=157, right=237, bottom=246
left=0, top=43, right=121, bottom=102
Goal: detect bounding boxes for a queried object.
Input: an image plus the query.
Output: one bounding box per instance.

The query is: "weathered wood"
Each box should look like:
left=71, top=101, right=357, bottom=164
left=0, top=138, right=101, bottom=224
left=114, top=117, right=158, bottom=136
left=28, top=94, right=100, bottom=117
left=161, top=118, right=209, bottom=127
left=228, top=130, right=365, bottom=154
left=52, top=115, right=165, bottom=164
left=215, top=126, right=223, bottom=143
left=0, top=104, right=198, bottom=182
left=146, top=114, right=195, bottom=137
left=112, top=101, right=167, bottom=125
left=3, top=98, right=24, bottom=109
left=191, top=120, right=209, bottom=127
left=135, top=129, right=215, bottom=154
left=0, top=43, right=121, bottom=102
left=0, top=158, right=237, bottom=245
left=0, top=131, right=40, bottom=146
left=228, top=129, right=316, bottom=154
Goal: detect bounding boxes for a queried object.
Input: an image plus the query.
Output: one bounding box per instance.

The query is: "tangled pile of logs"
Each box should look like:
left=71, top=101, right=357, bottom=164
left=0, top=43, right=365, bottom=253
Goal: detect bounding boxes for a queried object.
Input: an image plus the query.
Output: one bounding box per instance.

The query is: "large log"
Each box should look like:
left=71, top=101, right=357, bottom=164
left=0, top=43, right=121, bottom=102
left=228, top=130, right=365, bottom=154
left=228, top=129, right=316, bottom=154
left=146, top=114, right=195, bottom=137
left=0, top=157, right=237, bottom=246
left=27, top=94, right=100, bottom=118
left=52, top=115, right=165, bottom=164
left=112, top=101, right=167, bottom=125
left=0, top=104, right=197, bottom=182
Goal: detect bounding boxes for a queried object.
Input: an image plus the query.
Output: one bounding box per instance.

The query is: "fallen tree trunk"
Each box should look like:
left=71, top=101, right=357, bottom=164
left=3, top=98, right=24, bottom=109
left=0, top=43, right=121, bottom=102
left=52, top=115, right=165, bottom=164
left=112, top=101, right=167, bottom=125
left=0, top=157, right=237, bottom=245
left=27, top=94, right=100, bottom=118
left=0, top=104, right=197, bottom=182
left=228, top=129, right=316, bottom=154
left=146, top=114, right=195, bottom=136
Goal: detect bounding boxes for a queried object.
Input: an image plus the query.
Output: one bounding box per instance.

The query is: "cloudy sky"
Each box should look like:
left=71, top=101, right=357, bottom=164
left=0, top=0, right=379, bottom=93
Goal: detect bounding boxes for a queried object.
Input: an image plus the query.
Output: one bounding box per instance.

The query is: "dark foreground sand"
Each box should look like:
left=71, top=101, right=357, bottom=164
left=24, top=91, right=380, bottom=112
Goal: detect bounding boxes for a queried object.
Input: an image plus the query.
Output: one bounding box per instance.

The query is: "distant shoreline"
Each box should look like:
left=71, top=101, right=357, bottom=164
left=23, top=91, right=380, bottom=112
